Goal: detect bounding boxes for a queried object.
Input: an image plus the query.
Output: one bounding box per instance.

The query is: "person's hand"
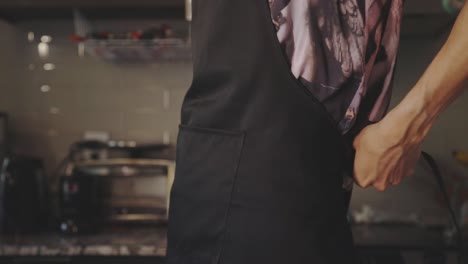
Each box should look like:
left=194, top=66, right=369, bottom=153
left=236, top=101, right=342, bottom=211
left=352, top=0, right=468, bottom=191
left=352, top=120, right=422, bottom=191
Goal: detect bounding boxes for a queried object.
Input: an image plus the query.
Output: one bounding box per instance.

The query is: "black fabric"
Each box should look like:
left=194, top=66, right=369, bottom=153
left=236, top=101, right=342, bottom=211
left=167, top=0, right=357, bottom=263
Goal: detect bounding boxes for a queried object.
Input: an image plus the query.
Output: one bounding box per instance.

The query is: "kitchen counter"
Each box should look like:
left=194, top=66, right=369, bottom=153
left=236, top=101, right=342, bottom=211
left=353, top=224, right=462, bottom=250
left=0, top=224, right=465, bottom=263
left=0, top=226, right=167, bottom=257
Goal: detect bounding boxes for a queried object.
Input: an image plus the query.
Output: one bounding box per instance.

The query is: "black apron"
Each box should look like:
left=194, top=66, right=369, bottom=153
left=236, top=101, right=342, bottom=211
left=167, top=0, right=357, bottom=263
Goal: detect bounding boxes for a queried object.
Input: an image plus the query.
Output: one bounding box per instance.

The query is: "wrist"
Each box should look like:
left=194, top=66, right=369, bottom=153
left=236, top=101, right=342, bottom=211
left=379, top=84, right=435, bottom=146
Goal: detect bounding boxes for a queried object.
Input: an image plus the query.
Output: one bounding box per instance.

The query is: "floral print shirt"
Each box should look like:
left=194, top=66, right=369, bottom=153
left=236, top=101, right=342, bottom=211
left=269, top=0, right=403, bottom=134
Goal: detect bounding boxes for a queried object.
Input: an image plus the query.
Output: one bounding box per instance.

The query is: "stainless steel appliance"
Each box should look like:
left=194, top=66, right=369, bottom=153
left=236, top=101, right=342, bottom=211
left=58, top=141, right=175, bottom=234
left=0, top=113, right=8, bottom=161
left=0, top=114, right=49, bottom=233
left=0, top=157, right=49, bottom=234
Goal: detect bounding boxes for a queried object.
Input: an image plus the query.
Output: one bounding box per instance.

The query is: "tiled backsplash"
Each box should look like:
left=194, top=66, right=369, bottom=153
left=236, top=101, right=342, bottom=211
left=1, top=19, right=192, bottom=173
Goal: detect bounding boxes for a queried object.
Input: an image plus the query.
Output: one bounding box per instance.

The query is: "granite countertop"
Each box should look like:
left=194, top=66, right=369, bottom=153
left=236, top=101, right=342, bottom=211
left=0, top=224, right=464, bottom=257
left=352, top=224, right=462, bottom=250
left=0, top=226, right=168, bottom=257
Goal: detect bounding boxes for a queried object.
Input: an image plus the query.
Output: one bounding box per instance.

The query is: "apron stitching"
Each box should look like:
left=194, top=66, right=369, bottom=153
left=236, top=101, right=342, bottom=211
left=214, top=131, right=246, bottom=264
left=179, top=124, right=244, bottom=136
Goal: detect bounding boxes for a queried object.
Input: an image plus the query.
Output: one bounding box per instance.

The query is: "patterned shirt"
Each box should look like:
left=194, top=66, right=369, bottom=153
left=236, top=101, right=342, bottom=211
left=269, top=0, right=403, bottom=134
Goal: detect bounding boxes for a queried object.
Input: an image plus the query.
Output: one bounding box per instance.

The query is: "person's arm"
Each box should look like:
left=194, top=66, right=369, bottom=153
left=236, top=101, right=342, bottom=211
left=353, top=3, right=468, bottom=191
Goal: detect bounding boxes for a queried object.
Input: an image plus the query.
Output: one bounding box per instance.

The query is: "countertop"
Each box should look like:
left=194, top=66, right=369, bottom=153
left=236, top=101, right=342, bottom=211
left=352, top=224, right=462, bottom=250
left=0, top=226, right=167, bottom=257
left=0, top=224, right=464, bottom=257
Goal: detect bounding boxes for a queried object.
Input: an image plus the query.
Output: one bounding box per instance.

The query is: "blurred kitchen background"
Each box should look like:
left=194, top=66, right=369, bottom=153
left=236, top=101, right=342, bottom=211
left=0, top=0, right=467, bottom=263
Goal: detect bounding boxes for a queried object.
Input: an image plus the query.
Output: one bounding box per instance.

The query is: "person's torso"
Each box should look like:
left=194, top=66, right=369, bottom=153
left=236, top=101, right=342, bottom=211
left=169, top=1, right=370, bottom=263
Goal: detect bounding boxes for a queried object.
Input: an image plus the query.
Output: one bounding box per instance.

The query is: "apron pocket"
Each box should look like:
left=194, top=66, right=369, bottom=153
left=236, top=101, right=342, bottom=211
left=167, top=124, right=245, bottom=264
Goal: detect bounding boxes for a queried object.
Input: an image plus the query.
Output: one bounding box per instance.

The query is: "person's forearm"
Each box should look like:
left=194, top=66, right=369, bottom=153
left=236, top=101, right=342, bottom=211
left=380, top=3, right=468, bottom=143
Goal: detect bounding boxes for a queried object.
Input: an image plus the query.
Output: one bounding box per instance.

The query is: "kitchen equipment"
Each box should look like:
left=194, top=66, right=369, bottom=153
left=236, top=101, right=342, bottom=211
left=442, top=0, right=465, bottom=13
left=58, top=141, right=175, bottom=234
left=0, top=113, right=8, bottom=161
left=453, top=151, right=468, bottom=166
left=0, top=156, right=48, bottom=234
left=70, top=140, right=109, bottom=161
left=185, top=0, right=192, bottom=21
left=0, top=113, right=9, bottom=232
left=421, top=152, right=463, bottom=264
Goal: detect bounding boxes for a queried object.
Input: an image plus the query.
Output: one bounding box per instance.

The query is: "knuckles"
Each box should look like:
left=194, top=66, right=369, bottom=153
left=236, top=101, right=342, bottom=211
left=374, top=184, right=388, bottom=192
left=355, top=177, right=372, bottom=189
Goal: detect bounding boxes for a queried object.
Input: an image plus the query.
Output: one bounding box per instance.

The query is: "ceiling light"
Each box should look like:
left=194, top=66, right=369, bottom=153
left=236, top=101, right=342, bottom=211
left=38, top=43, right=49, bottom=58
left=40, top=85, right=51, bottom=93
left=49, top=107, right=60, bottom=115
left=43, top=63, right=56, bottom=71
left=41, top=35, right=52, bottom=43
left=27, top=32, right=35, bottom=42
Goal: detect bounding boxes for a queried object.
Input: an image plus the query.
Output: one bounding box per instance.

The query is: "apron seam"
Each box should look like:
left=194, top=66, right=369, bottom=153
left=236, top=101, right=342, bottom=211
left=214, top=131, right=246, bottom=264
left=179, top=124, right=244, bottom=136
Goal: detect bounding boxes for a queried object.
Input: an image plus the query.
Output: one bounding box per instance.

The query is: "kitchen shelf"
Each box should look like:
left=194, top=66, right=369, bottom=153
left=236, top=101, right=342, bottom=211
left=0, top=8, right=185, bottom=21
left=0, top=0, right=185, bottom=8
left=70, top=9, right=191, bottom=62
left=83, top=38, right=191, bottom=62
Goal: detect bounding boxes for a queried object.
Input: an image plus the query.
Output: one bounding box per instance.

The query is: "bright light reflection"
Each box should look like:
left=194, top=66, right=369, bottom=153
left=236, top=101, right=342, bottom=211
left=43, top=63, right=56, bottom=71
left=78, top=43, right=85, bottom=57
left=49, top=107, right=60, bottom=115
left=41, top=35, right=52, bottom=43
left=38, top=42, right=49, bottom=58
left=40, top=85, right=51, bottom=93
left=27, top=32, right=35, bottom=42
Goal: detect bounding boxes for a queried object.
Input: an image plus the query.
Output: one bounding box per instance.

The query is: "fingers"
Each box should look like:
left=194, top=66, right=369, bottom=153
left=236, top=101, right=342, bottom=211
left=387, top=166, right=398, bottom=186
left=353, top=150, right=374, bottom=189
left=353, top=159, right=374, bottom=189
left=351, top=122, right=423, bottom=192
left=354, top=155, right=391, bottom=190
left=354, top=172, right=373, bottom=188
left=376, top=156, right=417, bottom=190
left=373, top=180, right=389, bottom=192
left=389, top=161, right=404, bottom=185
left=390, top=176, right=402, bottom=185
left=372, top=157, right=397, bottom=191
left=407, top=149, right=421, bottom=177
left=399, top=149, right=419, bottom=179
left=356, top=178, right=372, bottom=189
